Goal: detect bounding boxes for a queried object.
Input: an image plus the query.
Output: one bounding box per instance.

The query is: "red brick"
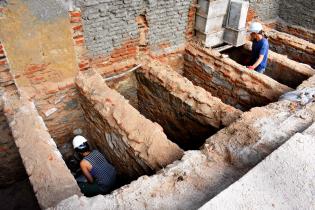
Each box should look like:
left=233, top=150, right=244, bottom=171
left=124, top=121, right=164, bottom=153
left=70, top=11, right=81, bottom=17
left=70, top=17, right=81, bottom=23
left=72, top=25, right=83, bottom=32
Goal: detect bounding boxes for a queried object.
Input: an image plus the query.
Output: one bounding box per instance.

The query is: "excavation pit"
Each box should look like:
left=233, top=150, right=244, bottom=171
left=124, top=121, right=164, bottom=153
left=220, top=45, right=314, bottom=88
left=105, top=63, right=241, bottom=151
left=0, top=108, right=40, bottom=210
left=183, top=44, right=292, bottom=111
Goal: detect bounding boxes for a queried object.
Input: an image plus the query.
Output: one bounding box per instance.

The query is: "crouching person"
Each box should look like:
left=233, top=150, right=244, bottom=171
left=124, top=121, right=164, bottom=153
left=72, top=135, right=117, bottom=197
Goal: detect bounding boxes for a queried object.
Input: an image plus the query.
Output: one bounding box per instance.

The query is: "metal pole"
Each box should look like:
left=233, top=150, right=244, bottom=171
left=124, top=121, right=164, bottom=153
left=104, top=64, right=142, bottom=81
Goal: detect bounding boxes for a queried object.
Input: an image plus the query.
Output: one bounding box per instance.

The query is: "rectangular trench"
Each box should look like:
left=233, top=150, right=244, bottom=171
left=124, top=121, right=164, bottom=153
left=106, top=63, right=242, bottom=151
left=0, top=105, right=40, bottom=210
left=220, top=43, right=314, bottom=89
left=266, top=30, right=315, bottom=68
left=183, top=44, right=292, bottom=111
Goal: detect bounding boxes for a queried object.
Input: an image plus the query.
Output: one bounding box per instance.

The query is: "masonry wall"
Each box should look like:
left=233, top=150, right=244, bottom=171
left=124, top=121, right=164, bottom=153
left=76, top=69, right=183, bottom=181
left=77, top=0, right=193, bottom=57
left=3, top=95, right=81, bottom=209
left=246, top=0, right=280, bottom=21
left=279, top=0, right=315, bottom=31
left=267, top=30, right=315, bottom=69
left=136, top=63, right=242, bottom=150
left=184, top=44, right=291, bottom=110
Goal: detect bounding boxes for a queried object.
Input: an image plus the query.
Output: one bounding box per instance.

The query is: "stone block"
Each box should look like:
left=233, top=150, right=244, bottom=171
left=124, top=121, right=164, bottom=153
left=195, top=15, right=225, bottom=34
left=207, top=0, right=230, bottom=19
left=223, top=28, right=246, bottom=47
left=196, top=30, right=225, bottom=47
left=226, top=0, right=249, bottom=30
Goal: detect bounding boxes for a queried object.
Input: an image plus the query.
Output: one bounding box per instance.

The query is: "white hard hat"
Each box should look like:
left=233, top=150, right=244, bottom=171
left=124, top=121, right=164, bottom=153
left=72, top=135, right=87, bottom=149
left=248, top=22, right=263, bottom=33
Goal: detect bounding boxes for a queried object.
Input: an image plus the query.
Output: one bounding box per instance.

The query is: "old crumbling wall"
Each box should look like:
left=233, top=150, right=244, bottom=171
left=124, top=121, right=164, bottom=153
left=76, top=69, right=183, bottom=181
left=279, top=0, right=315, bottom=31
left=136, top=62, right=242, bottom=149
left=184, top=44, right=291, bottom=110
left=2, top=94, right=81, bottom=209
left=241, top=42, right=314, bottom=88
left=0, top=0, right=90, bottom=155
left=267, top=30, right=315, bottom=69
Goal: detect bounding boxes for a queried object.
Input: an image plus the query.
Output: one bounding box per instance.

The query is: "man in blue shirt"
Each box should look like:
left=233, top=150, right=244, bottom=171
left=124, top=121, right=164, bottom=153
left=247, top=22, right=269, bottom=73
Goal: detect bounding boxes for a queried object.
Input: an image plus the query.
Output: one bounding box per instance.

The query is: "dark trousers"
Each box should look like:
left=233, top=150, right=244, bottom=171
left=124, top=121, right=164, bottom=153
left=77, top=181, right=105, bottom=197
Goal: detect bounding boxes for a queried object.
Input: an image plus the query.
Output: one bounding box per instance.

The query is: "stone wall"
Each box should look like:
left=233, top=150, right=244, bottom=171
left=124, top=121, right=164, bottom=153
left=279, top=0, right=315, bottom=31
left=76, top=0, right=193, bottom=57
left=184, top=44, right=291, bottom=110
left=136, top=62, right=242, bottom=150
left=76, top=69, right=183, bottom=181
left=267, top=30, right=315, bottom=69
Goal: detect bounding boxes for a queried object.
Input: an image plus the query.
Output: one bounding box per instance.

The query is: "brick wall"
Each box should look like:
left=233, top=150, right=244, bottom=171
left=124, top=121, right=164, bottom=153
left=265, top=20, right=315, bottom=44
left=77, top=0, right=193, bottom=58
left=183, top=44, right=291, bottom=110
left=136, top=62, right=241, bottom=150
left=76, top=69, right=183, bottom=181
left=243, top=42, right=314, bottom=88
left=279, top=0, right=315, bottom=31
left=246, top=0, right=280, bottom=21
left=267, top=30, right=315, bottom=69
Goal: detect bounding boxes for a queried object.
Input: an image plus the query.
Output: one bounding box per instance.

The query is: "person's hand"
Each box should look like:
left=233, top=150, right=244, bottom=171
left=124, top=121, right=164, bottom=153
left=247, top=66, right=255, bottom=70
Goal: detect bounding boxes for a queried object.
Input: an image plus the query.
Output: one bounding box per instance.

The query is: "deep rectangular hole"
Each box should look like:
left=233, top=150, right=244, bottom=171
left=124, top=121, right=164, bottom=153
left=0, top=111, right=40, bottom=209
left=106, top=69, right=219, bottom=151
left=221, top=46, right=309, bottom=89
left=50, top=104, right=142, bottom=193
left=182, top=49, right=276, bottom=111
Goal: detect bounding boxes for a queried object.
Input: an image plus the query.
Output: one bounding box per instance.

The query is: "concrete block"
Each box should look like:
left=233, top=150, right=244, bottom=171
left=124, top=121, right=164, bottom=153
left=195, top=15, right=225, bottom=34
left=196, top=30, right=225, bottom=48
left=223, top=28, right=246, bottom=47
left=207, top=0, right=230, bottom=19
left=226, top=0, right=249, bottom=30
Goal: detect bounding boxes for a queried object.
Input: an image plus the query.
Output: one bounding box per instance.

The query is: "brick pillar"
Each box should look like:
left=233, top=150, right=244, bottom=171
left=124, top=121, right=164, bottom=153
left=69, top=10, right=90, bottom=72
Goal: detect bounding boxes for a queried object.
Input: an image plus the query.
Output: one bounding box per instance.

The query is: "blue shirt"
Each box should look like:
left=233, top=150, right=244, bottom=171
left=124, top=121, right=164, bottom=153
left=84, top=150, right=116, bottom=191
left=250, top=38, right=269, bottom=71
